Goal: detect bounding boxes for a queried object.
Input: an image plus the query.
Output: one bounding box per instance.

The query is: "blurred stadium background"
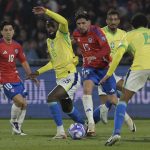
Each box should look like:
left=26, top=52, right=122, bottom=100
left=0, top=0, right=150, bottom=119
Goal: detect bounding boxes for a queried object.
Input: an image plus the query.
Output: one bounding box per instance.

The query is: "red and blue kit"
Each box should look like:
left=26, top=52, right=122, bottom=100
left=73, top=25, right=111, bottom=69
left=0, top=38, right=26, bottom=83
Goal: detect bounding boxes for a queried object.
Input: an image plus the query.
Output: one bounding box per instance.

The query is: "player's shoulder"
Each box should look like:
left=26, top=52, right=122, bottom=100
left=0, top=38, right=4, bottom=44
left=117, top=28, right=126, bottom=34
left=90, top=25, right=103, bottom=32
left=12, top=40, right=22, bottom=48
left=73, top=29, right=80, bottom=37
left=90, top=25, right=107, bottom=40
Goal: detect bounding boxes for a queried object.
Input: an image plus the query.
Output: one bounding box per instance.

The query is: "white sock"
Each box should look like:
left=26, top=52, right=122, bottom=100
left=57, top=125, right=65, bottom=134
left=82, top=95, right=94, bottom=124
left=18, top=109, right=26, bottom=129
left=11, top=104, right=21, bottom=122
left=124, top=112, right=130, bottom=121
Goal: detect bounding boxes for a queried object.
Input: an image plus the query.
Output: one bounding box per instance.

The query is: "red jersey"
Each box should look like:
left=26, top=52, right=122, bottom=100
left=0, top=38, right=26, bottom=83
left=73, top=25, right=111, bottom=68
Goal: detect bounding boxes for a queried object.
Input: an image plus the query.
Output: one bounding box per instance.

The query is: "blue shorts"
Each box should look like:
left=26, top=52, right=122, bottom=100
left=3, top=82, right=28, bottom=100
left=82, top=67, right=116, bottom=95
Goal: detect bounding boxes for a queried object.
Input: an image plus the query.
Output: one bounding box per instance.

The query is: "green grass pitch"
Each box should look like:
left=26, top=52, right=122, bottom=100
left=0, top=119, right=150, bottom=150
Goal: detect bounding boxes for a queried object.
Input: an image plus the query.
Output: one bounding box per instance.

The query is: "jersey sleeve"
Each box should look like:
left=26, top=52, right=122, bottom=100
left=45, top=9, right=68, bottom=33
left=17, top=44, right=26, bottom=63
left=106, top=38, right=128, bottom=76
left=37, top=61, right=53, bottom=74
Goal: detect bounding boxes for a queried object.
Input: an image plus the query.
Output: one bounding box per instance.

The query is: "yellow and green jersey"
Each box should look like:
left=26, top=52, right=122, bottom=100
left=107, top=27, right=150, bottom=76
left=102, top=26, right=126, bottom=58
left=37, top=9, right=78, bottom=79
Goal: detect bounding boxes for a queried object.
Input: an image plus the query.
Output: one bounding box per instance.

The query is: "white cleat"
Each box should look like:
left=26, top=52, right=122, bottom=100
left=52, top=132, right=67, bottom=139
left=87, top=123, right=96, bottom=137
left=12, top=130, right=27, bottom=136
left=100, top=104, right=108, bottom=124
left=10, top=121, right=21, bottom=134
left=124, top=113, right=136, bottom=132
left=105, top=134, right=121, bottom=146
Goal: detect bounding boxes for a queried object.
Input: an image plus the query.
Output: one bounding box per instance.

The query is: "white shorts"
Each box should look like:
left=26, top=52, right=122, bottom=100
left=124, top=69, right=150, bottom=92
left=98, top=73, right=122, bottom=95
left=56, top=72, right=81, bottom=100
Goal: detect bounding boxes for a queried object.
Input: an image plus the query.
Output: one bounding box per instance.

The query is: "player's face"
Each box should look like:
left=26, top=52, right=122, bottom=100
left=106, top=14, right=120, bottom=31
left=46, top=21, right=58, bottom=39
left=1, top=25, right=14, bottom=41
left=76, top=18, right=91, bottom=34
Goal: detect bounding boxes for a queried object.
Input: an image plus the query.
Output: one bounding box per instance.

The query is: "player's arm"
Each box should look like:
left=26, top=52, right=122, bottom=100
left=100, top=44, right=127, bottom=84
left=32, top=6, right=68, bottom=33
left=37, top=61, right=53, bottom=75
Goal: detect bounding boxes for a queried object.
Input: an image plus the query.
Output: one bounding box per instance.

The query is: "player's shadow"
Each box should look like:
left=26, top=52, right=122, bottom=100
left=123, top=137, right=150, bottom=143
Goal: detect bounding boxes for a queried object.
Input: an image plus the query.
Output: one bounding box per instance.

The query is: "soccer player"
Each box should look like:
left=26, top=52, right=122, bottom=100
left=30, top=6, right=85, bottom=139
left=93, top=9, right=136, bottom=132
left=100, top=13, right=150, bottom=146
left=73, top=9, right=118, bottom=136
left=0, top=21, right=38, bottom=135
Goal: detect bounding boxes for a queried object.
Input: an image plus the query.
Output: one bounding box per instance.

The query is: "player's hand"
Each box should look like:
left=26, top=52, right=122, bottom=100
left=99, top=75, right=110, bottom=84
left=32, top=6, right=46, bottom=15
left=26, top=71, right=40, bottom=86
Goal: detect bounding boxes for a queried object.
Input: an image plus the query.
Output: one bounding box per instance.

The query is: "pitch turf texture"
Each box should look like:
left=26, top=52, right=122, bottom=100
left=0, top=119, right=150, bottom=150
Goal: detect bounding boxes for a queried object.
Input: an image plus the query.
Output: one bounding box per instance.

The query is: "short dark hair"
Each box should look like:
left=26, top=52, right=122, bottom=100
left=131, top=13, right=148, bottom=29
left=107, top=8, right=120, bottom=18
left=75, top=9, right=90, bottom=22
left=0, top=20, right=14, bottom=31
left=46, top=19, right=58, bottom=28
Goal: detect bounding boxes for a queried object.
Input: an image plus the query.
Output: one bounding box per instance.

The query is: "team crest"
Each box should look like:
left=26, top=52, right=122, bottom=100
left=101, top=36, right=106, bottom=41
left=50, top=41, right=54, bottom=49
left=88, top=37, right=93, bottom=43
left=11, top=89, right=15, bottom=93
left=15, top=49, right=18, bottom=54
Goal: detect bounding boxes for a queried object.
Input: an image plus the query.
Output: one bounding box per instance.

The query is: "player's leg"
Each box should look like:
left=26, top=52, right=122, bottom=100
left=60, top=98, right=85, bottom=125
left=82, top=79, right=95, bottom=136
left=12, top=95, right=27, bottom=135
left=93, top=86, right=112, bottom=124
left=3, top=82, right=27, bottom=135
left=82, top=68, right=97, bottom=136
left=47, top=85, right=68, bottom=139
left=60, top=73, right=85, bottom=125
left=105, top=70, right=149, bottom=146
left=47, top=72, right=81, bottom=139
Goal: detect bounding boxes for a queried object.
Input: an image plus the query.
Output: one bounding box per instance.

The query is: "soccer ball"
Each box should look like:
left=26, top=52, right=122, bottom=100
left=68, top=123, right=86, bottom=140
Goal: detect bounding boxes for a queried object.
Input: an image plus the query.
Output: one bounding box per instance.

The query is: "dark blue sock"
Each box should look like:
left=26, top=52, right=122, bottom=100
left=116, top=90, right=122, bottom=98
left=93, top=106, right=100, bottom=124
left=48, top=102, right=62, bottom=126
left=113, top=101, right=127, bottom=135
left=67, top=107, right=85, bottom=125
left=105, top=100, right=112, bottom=110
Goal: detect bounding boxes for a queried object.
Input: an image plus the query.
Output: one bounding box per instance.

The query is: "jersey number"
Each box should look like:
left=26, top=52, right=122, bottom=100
left=83, top=44, right=90, bottom=51
left=143, top=33, right=150, bottom=44
left=8, top=54, right=14, bottom=62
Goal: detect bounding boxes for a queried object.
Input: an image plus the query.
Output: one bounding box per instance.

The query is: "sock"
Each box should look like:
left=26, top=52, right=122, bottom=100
left=82, top=95, right=94, bottom=124
left=67, top=106, right=85, bottom=125
left=93, top=106, right=100, bottom=124
left=117, top=90, right=122, bottom=98
left=113, top=101, right=127, bottom=135
left=18, top=109, right=26, bottom=129
left=48, top=102, right=63, bottom=126
left=11, top=104, right=22, bottom=122
left=105, top=100, right=112, bottom=110
left=57, top=125, right=65, bottom=134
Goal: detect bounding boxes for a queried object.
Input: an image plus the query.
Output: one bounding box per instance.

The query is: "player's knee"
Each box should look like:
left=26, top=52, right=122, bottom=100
left=61, top=98, right=73, bottom=113
left=47, top=95, right=56, bottom=103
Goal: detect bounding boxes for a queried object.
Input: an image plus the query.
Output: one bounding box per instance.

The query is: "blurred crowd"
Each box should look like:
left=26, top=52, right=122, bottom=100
left=0, top=0, right=150, bottom=65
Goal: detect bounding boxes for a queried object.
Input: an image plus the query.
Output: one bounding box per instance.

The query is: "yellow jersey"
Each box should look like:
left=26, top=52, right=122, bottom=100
left=37, top=9, right=78, bottom=79
left=102, top=26, right=126, bottom=58
left=107, top=27, right=150, bottom=76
